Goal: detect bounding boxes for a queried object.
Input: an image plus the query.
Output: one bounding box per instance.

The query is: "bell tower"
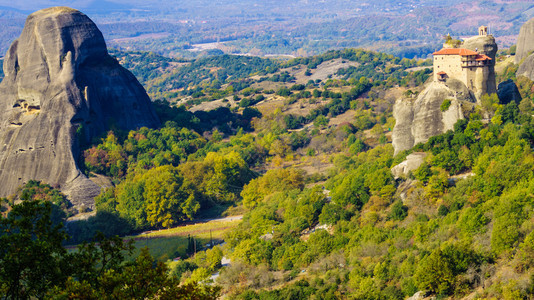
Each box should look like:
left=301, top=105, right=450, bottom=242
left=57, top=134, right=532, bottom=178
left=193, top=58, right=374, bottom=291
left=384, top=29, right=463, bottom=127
left=478, top=25, right=488, bottom=36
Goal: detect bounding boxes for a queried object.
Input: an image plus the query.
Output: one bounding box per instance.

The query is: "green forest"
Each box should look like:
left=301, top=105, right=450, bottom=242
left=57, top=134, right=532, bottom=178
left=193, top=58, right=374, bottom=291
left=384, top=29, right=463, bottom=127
left=3, top=45, right=534, bottom=299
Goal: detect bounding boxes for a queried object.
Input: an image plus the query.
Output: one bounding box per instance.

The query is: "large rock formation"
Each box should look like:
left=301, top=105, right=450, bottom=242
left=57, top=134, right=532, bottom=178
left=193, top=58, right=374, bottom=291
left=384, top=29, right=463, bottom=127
left=0, top=7, right=160, bottom=207
left=515, top=17, right=534, bottom=64
left=392, top=33, right=497, bottom=155
left=517, top=54, right=534, bottom=81
left=462, top=35, right=497, bottom=99
left=515, top=17, right=534, bottom=81
left=392, top=80, right=474, bottom=155
left=497, top=79, right=521, bottom=104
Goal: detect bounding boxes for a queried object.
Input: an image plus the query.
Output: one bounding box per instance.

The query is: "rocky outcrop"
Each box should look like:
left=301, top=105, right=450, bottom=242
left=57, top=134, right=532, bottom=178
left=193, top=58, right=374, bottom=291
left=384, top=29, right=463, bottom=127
left=516, top=54, right=534, bottom=81
left=391, top=152, right=427, bottom=179
left=392, top=33, right=497, bottom=155
left=515, top=17, right=534, bottom=81
left=515, top=18, right=534, bottom=64
left=0, top=7, right=160, bottom=208
left=392, top=80, right=474, bottom=155
left=497, top=79, right=521, bottom=104
left=406, top=291, right=426, bottom=300
left=462, top=35, right=498, bottom=99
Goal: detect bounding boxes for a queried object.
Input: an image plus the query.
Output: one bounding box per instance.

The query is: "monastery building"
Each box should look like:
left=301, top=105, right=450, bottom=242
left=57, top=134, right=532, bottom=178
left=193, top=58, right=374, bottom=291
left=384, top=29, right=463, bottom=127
left=433, top=26, right=492, bottom=91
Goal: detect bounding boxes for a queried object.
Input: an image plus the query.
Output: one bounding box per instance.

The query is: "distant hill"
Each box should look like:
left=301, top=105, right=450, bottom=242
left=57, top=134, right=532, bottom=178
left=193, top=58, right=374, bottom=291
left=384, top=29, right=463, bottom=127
left=0, top=1, right=531, bottom=58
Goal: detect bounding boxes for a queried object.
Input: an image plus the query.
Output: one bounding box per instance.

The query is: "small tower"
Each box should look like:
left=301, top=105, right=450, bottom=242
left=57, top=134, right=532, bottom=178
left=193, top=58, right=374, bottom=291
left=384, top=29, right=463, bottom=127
left=478, top=26, right=488, bottom=36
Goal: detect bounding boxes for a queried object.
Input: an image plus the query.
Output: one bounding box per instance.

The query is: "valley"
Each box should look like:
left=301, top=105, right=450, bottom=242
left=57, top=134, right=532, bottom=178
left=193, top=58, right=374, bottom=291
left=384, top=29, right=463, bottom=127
left=0, top=0, right=532, bottom=58
left=2, top=3, right=534, bottom=300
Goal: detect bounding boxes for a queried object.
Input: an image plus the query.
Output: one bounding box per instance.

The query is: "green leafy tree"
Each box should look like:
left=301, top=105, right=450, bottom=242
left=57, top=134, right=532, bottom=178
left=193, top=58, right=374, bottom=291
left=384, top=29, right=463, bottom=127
left=232, top=239, right=273, bottom=265
left=331, top=173, right=369, bottom=209
left=314, top=115, right=329, bottom=128
left=57, top=247, right=220, bottom=299
left=0, top=201, right=68, bottom=299
left=115, top=181, right=147, bottom=229
left=388, top=201, right=408, bottom=221
left=414, top=162, right=432, bottom=183
left=491, top=213, right=520, bottom=254
left=0, top=200, right=218, bottom=299
left=205, top=246, right=223, bottom=271
left=142, top=165, right=199, bottom=228
left=414, top=245, right=479, bottom=295
left=241, top=168, right=304, bottom=208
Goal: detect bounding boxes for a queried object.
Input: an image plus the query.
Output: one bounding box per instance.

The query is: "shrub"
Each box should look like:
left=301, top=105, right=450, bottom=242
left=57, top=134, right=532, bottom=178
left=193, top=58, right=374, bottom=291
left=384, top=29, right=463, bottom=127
left=440, top=99, right=452, bottom=112
left=388, top=201, right=408, bottom=221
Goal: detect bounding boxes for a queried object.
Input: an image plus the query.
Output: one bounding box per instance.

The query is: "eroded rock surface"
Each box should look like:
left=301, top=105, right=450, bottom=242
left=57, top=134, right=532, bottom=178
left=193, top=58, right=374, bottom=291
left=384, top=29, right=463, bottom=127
left=392, top=34, right=497, bottom=155
left=462, top=35, right=498, bottom=100
left=391, top=152, right=427, bottom=179
left=392, top=80, right=474, bottom=155
left=515, top=17, right=534, bottom=64
left=0, top=7, right=160, bottom=208
left=517, top=53, right=534, bottom=82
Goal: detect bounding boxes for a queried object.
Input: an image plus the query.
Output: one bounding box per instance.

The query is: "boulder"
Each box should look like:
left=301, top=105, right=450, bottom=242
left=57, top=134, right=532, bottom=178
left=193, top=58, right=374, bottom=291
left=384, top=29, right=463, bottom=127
left=515, top=17, right=534, bottom=64
left=406, top=291, right=426, bottom=300
left=497, top=79, right=521, bottom=104
left=391, top=152, right=427, bottom=179
left=0, top=7, right=160, bottom=208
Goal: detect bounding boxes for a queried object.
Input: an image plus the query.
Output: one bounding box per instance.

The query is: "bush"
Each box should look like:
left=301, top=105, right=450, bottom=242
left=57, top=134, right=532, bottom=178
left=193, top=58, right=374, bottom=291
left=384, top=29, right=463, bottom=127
left=414, top=245, right=480, bottom=295
left=314, top=115, right=329, bottom=128
left=388, top=201, right=408, bottom=221
left=440, top=99, right=452, bottom=112
left=277, top=87, right=292, bottom=96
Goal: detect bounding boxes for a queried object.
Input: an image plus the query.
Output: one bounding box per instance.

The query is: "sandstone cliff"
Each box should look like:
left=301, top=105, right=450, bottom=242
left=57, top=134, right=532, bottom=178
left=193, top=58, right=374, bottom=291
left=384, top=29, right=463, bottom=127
left=392, top=80, right=474, bottom=155
left=515, top=17, right=534, bottom=64
left=0, top=7, right=160, bottom=208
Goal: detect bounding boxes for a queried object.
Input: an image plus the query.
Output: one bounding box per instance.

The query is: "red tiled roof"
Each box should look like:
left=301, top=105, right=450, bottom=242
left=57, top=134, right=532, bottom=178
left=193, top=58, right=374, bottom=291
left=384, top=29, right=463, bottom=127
left=433, top=48, right=479, bottom=56
left=437, top=71, right=447, bottom=75
left=475, top=54, right=492, bottom=61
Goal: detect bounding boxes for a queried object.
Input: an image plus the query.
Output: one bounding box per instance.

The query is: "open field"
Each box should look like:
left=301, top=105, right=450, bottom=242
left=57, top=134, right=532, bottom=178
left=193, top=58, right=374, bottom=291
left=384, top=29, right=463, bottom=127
left=126, top=216, right=242, bottom=261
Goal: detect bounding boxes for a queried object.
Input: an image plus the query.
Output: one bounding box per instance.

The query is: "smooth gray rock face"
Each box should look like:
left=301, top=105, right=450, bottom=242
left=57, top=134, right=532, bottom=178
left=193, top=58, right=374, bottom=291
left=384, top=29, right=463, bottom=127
left=517, top=53, right=534, bottom=82
left=515, top=18, right=534, bottom=64
left=392, top=35, right=497, bottom=155
left=497, top=79, right=522, bottom=105
left=462, top=35, right=498, bottom=99
left=0, top=7, right=160, bottom=207
left=392, top=80, right=473, bottom=155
